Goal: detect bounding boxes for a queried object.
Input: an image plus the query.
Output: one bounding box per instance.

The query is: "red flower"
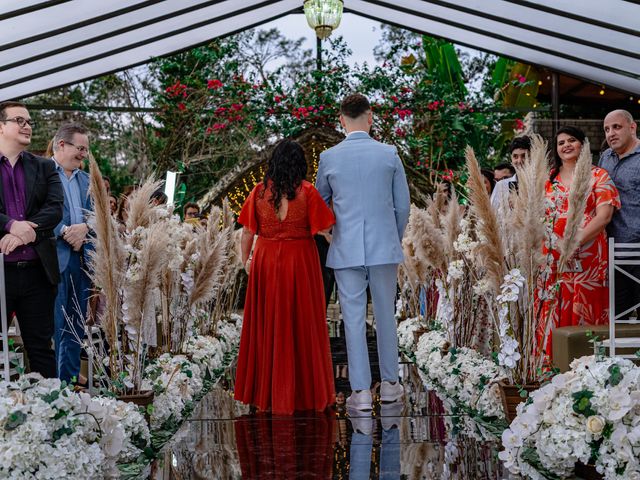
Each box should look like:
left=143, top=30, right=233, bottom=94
left=166, top=81, right=188, bottom=99
left=212, top=123, right=226, bottom=130
left=207, top=79, right=223, bottom=90
left=177, top=103, right=186, bottom=111
left=215, top=107, right=227, bottom=115
left=395, top=127, right=406, bottom=137
left=274, top=95, right=283, bottom=103
left=391, top=95, right=399, bottom=103
left=231, top=103, right=244, bottom=111
left=514, top=118, right=525, bottom=131
left=517, top=74, right=526, bottom=84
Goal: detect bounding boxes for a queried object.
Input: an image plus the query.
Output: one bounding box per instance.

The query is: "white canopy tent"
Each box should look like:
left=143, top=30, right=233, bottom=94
left=0, top=0, right=638, bottom=101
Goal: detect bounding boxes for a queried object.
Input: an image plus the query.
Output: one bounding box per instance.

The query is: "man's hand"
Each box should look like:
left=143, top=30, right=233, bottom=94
left=9, top=220, right=37, bottom=244
left=0, top=233, right=25, bottom=255
left=63, top=223, right=89, bottom=251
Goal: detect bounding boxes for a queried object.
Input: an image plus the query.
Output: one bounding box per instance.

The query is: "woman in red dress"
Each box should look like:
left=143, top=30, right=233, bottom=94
left=538, top=126, right=620, bottom=354
left=234, top=139, right=336, bottom=414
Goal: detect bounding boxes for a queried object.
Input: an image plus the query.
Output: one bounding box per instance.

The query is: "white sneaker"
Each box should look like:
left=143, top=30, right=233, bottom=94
left=348, top=415, right=374, bottom=435
left=380, top=401, right=404, bottom=430
left=380, top=380, right=404, bottom=403
left=346, top=389, right=373, bottom=410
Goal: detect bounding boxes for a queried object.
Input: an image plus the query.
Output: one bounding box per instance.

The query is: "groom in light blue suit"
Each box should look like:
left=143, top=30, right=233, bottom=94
left=316, top=94, right=410, bottom=410
left=51, top=123, right=93, bottom=384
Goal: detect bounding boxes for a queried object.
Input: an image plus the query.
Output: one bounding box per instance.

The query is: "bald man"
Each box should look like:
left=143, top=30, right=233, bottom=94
left=599, top=109, right=640, bottom=316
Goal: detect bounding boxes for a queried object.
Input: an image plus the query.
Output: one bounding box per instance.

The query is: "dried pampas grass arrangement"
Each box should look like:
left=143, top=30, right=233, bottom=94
left=558, top=139, right=592, bottom=272
left=465, top=146, right=506, bottom=294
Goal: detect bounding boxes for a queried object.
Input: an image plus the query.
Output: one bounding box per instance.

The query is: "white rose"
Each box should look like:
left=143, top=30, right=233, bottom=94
left=627, top=472, right=640, bottom=480
left=586, top=415, right=606, bottom=435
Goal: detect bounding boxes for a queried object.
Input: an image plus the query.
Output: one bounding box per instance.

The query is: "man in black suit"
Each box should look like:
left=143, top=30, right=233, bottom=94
left=0, top=101, right=63, bottom=378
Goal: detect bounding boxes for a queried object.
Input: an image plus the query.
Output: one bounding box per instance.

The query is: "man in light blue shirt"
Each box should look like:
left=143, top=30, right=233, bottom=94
left=51, top=123, right=92, bottom=384
left=599, top=110, right=640, bottom=316
left=316, top=94, right=410, bottom=410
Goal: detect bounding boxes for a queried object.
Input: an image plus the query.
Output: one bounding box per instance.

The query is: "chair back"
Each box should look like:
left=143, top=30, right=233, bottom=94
left=608, top=238, right=640, bottom=356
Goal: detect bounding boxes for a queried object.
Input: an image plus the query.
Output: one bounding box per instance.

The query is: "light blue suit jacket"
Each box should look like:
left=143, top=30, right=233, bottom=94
left=53, top=168, right=92, bottom=273
left=315, top=132, right=411, bottom=269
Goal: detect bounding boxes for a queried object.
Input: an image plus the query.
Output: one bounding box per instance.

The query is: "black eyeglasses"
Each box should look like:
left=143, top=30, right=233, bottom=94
left=65, top=141, right=89, bottom=153
left=2, top=117, right=36, bottom=128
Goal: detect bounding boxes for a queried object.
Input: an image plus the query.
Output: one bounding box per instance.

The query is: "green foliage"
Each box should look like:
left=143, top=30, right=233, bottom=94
left=572, top=390, right=597, bottom=417
left=606, top=364, right=624, bottom=387
left=4, top=411, right=27, bottom=431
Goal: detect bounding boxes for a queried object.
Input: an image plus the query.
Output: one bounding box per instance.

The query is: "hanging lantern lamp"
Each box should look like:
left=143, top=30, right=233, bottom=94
left=303, top=0, right=344, bottom=39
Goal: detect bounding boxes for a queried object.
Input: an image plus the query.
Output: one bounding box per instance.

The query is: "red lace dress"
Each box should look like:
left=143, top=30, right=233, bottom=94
left=234, top=181, right=336, bottom=414
left=537, top=167, right=620, bottom=354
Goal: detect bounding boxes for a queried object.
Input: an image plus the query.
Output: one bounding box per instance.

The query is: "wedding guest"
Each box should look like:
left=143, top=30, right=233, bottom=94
left=108, top=194, right=118, bottom=216
left=51, top=123, right=93, bottom=383
left=481, top=169, right=496, bottom=195
left=599, top=109, right=640, bottom=315
left=538, top=126, right=620, bottom=353
left=491, top=136, right=531, bottom=210
left=183, top=202, right=200, bottom=221
left=102, top=175, right=111, bottom=194
left=150, top=189, right=167, bottom=206
left=0, top=101, right=63, bottom=378
left=493, top=162, right=515, bottom=181
left=235, top=139, right=336, bottom=414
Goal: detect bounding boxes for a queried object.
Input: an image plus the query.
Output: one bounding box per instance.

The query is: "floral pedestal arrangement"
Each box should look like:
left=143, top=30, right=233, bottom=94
left=575, top=461, right=604, bottom=480
left=117, top=390, right=155, bottom=425
left=498, top=381, right=539, bottom=423
left=500, top=355, right=640, bottom=480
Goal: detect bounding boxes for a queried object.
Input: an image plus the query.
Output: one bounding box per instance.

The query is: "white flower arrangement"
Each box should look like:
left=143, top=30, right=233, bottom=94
left=500, top=355, right=640, bottom=480
left=82, top=395, right=151, bottom=466
left=0, top=375, right=104, bottom=479
left=185, top=335, right=226, bottom=376
left=216, top=315, right=243, bottom=352
left=143, top=354, right=203, bottom=429
left=397, top=316, right=426, bottom=353
left=0, top=374, right=150, bottom=479
left=415, top=329, right=508, bottom=431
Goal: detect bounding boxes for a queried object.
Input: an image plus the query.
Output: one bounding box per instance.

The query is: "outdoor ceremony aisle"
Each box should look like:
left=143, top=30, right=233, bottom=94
left=150, top=312, right=506, bottom=479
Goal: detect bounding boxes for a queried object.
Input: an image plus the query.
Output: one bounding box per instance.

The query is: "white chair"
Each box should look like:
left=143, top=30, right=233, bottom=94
left=603, top=238, right=640, bottom=358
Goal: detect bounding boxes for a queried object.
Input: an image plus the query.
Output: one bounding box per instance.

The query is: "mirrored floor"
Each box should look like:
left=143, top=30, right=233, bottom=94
left=151, top=359, right=507, bottom=479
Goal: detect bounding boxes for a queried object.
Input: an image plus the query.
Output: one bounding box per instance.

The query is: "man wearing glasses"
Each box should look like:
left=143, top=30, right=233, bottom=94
left=0, top=101, right=63, bottom=378
left=51, top=123, right=92, bottom=384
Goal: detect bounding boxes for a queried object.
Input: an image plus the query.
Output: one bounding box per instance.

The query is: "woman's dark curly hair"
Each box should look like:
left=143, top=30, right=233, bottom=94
left=550, top=126, right=586, bottom=183
left=262, top=139, right=308, bottom=212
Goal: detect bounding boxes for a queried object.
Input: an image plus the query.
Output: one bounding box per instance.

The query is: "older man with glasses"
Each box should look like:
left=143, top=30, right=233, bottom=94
left=51, top=123, right=93, bottom=384
left=0, top=101, right=63, bottom=378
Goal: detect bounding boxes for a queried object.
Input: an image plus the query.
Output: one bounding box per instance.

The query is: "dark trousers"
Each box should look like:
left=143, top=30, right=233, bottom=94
left=314, top=235, right=335, bottom=308
left=614, top=264, right=640, bottom=317
left=5, top=262, right=57, bottom=378
left=54, top=251, right=90, bottom=383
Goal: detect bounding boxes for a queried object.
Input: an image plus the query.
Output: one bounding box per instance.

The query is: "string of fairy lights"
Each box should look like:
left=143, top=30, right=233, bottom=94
left=226, top=141, right=324, bottom=214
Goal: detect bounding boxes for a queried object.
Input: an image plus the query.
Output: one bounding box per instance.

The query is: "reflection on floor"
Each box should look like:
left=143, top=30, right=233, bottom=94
left=151, top=324, right=506, bottom=479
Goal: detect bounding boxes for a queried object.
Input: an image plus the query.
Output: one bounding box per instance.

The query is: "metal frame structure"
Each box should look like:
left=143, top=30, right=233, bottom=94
left=0, top=0, right=637, bottom=101
left=605, top=238, right=640, bottom=358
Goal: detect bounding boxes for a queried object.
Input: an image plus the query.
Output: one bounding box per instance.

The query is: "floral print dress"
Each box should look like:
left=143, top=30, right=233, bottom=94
left=538, top=166, right=620, bottom=353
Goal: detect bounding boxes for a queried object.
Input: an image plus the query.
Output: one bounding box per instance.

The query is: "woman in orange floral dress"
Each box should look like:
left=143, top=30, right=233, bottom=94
left=538, top=126, right=620, bottom=355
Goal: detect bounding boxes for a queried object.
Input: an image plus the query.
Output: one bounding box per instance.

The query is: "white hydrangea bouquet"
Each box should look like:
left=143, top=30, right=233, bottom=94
left=500, top=355, right=640, bottom=480
left=0, top=374, right=150, bottom=479
left=142, top=354, right=203, bottom=429
left=415, top=329, right=508, bottom=439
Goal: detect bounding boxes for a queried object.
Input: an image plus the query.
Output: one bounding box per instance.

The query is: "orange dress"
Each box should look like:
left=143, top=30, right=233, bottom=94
left=234, top=181, right=336, bottom=414
left=537, top=167, right=620, bottom=353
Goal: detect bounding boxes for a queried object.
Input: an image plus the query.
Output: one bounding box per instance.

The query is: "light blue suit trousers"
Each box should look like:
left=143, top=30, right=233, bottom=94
left=316, top=131, right=410, bottom=391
